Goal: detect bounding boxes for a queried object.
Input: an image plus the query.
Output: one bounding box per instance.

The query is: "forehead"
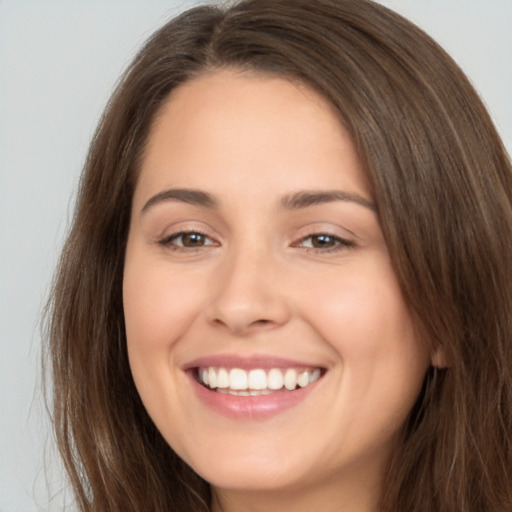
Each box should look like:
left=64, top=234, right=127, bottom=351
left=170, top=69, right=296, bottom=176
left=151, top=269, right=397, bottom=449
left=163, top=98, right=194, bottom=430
left=135, top=69, right=370, bottom=208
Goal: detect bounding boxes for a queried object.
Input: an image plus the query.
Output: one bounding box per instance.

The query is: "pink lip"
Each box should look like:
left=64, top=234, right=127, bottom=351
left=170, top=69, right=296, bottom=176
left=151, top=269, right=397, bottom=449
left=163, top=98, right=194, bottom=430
left=183, top=354, right=323, bottom=370
left=183, top=354, right=325, bottom=420
left=187, top=374, right=320, bottom=419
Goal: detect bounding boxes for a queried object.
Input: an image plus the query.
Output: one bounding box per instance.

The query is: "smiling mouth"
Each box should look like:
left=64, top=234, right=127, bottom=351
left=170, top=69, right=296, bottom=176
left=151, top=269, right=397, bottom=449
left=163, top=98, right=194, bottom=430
left=195, top=366, right=323, bottom=396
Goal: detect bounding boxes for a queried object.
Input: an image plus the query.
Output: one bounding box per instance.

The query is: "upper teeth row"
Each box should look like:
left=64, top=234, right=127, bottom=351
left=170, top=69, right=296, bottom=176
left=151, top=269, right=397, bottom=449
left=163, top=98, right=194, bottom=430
left=198, top=367, right=321, bottom=391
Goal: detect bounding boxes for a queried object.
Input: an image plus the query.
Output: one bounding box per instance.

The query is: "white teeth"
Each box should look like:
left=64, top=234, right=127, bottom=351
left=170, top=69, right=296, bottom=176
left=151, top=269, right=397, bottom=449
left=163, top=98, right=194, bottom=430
left=249, top=389, right=271, bottom=396
left=310, top=368, right=321, bottom=383
left=219, top=388, right=273, bottom=396
left=197, top=366, right=323, bottom=393
left=248, top=369, right=267, bottom=390
left=267, top=368, right=284, bottom=390
left=217, top=368, right=229, bottom=388
left=208, top=367, right=217, bottom=389
left=229, top=368, right=248, bottom=390
left=297, top=370, right=309, bottom=388
left=284, top=368, right=297, bottom=390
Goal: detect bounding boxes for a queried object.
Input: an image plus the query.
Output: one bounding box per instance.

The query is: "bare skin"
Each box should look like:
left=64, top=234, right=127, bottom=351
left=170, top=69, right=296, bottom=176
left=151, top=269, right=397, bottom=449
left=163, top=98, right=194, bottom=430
left=123, top=69, right=435, bottom=512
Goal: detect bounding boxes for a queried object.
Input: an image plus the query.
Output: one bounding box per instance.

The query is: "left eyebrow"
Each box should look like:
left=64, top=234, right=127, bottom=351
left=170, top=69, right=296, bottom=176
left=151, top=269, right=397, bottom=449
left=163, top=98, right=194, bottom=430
left=140, top=188, right=218, bottom=215
left=280, top=190, right=376, bottom=212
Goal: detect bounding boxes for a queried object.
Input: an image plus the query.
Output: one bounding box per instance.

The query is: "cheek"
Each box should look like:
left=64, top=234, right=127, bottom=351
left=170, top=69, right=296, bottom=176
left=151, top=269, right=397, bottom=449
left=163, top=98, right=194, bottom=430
left=122, top=250, right=210, bottom=402
left=123, top=259, right=203, bottom=350
left=299, top=258, right=417, bottom=349
left=297, top=258, right=429, bottom=418
left=122, top=253, right=207, bottom=438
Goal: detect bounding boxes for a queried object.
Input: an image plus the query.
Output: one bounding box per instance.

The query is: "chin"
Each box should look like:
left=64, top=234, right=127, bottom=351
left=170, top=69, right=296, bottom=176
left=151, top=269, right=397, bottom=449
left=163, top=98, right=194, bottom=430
left=197, top=462, right=308, bottom=493
left=177, top=439, right=313, bottom=492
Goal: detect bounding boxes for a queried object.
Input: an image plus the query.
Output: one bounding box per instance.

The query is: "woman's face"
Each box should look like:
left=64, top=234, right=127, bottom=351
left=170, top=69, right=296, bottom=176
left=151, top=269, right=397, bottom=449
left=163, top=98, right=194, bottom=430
left=123, top=70, right=431, bottom=503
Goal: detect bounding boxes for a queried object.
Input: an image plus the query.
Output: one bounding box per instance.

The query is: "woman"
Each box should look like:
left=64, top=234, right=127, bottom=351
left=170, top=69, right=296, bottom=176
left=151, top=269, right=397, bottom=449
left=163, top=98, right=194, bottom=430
left=45, top=0, right=512, bottom=511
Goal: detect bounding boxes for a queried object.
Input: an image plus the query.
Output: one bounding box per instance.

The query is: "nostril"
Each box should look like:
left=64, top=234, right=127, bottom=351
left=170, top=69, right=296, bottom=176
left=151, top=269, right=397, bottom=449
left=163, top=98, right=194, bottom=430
left=210, top=316, right=278, bottom=336
left=252, top=319, right=271, bottom=326
left=206, top=289, right=292, bottom=334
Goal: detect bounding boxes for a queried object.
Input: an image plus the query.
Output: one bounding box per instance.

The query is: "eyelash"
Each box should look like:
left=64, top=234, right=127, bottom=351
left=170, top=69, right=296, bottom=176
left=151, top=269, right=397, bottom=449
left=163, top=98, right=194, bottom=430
left=293, top=233, right=355, bottom=253
left=157, top=230, right=355, bottom=253
left=157, top=230, right=217, bottom=251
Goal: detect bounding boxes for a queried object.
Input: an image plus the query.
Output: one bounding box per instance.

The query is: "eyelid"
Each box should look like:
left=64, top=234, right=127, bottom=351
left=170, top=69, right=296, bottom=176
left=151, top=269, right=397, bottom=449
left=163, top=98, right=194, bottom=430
left=156, top=227, right=220, bottom=250
left=291, top=231, right=356, bottom=253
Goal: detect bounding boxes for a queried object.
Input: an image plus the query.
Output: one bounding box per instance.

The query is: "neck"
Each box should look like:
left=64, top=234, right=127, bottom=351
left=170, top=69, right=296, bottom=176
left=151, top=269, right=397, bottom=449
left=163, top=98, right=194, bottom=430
left=211, top=464, right=382, bottom=512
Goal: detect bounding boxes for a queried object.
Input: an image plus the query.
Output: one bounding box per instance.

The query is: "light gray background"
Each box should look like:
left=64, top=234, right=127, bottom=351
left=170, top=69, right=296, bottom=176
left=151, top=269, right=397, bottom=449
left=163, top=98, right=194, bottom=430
left=1, top=1, right=511, bottom=511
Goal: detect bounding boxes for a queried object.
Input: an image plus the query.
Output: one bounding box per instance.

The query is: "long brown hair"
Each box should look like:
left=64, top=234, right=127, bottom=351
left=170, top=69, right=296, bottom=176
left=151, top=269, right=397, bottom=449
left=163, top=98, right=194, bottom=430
left=44, top=1, right=512, bottom=510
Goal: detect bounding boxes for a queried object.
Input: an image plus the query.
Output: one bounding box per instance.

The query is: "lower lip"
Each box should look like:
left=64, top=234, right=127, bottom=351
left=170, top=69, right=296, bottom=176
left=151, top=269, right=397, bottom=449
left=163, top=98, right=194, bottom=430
left=187, top=372, right=320, bottom=420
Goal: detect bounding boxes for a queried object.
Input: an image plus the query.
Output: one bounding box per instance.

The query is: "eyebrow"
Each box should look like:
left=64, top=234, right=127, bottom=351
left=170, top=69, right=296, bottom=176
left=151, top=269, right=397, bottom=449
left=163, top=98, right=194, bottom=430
left=280, top=190, right=376, bottom=211
left=141, top=188, right=218, bottom=214
left=140, top=187, right=376, bottom=215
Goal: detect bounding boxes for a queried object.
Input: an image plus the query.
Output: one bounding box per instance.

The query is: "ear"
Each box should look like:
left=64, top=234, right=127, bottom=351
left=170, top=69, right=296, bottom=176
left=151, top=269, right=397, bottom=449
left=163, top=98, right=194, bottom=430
left=431, top=345, right=449, bottom=368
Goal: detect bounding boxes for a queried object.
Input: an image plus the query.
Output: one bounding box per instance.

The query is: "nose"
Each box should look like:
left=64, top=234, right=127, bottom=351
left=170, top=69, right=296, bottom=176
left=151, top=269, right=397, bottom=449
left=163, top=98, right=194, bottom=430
left=205, top=249, right=291, bottom=336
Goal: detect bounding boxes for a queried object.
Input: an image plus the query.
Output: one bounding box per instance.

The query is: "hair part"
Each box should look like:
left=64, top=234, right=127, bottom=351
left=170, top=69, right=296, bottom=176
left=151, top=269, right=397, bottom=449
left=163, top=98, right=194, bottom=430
left=44, top=1, right=512, bottom=511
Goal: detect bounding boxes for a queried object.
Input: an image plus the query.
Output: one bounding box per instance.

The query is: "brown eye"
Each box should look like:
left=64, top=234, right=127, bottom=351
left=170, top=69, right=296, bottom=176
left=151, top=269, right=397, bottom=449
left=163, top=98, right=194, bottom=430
left=180, top=232, right=207, bottom=247
left=295, top=233, right=355, bottom=252
left=310, top=234, right=338, bottom=248
left=160, top=231, right=217, bottom=249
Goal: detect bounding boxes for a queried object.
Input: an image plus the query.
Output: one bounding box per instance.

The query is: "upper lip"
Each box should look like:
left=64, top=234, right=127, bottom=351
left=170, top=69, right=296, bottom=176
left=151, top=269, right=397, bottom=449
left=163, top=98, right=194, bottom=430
left=182, top=354, right=326, bottom=371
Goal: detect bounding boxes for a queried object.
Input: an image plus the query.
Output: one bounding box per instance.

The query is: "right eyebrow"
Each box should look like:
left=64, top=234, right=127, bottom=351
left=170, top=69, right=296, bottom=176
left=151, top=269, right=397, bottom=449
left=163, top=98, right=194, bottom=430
left=280, top=190, right=376, bottom=212
left=140, top=188, right=218, bottom=215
